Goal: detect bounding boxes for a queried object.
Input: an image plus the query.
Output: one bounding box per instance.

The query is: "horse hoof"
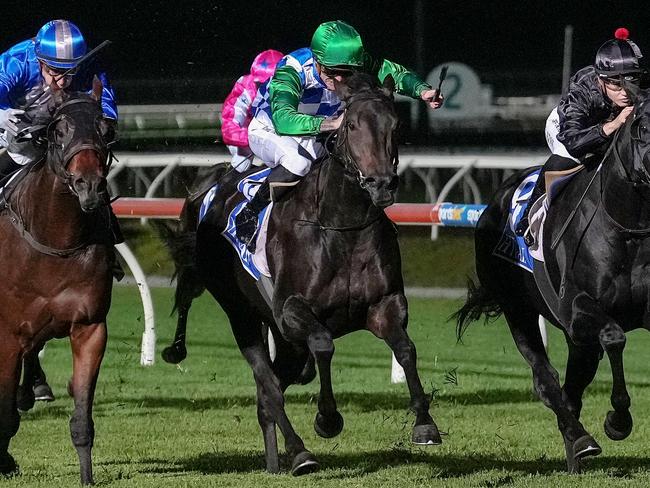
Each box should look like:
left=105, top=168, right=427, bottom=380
left=33, top=383, right=55, bottom=402
left=0, top=453, right=18, bottom=477
left=16, top=386, right=35, bottom=413
left=314, top=411, right=344, bottom=438
left=412, top=424, right=442, bottom=445
left=604, top=410, right=633, bottom=441
left=291, top=450, right=319, bottom=476
left=161, top=345, right=187, bottom=364
left=573, top=434, right=602, bottom=459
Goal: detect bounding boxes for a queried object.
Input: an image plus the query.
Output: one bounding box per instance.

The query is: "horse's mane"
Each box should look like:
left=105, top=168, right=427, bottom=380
left=343, top=72, right=381, bottom=93
left=335, top=72, right=392, bottom=102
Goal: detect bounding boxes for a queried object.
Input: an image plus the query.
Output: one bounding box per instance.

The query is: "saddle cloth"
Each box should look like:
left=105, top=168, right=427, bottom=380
left=493, top=169, right=539, bottom=272
left=493, top=164, right=585, bottom=273
left=199, top=167, right=272, bottom=280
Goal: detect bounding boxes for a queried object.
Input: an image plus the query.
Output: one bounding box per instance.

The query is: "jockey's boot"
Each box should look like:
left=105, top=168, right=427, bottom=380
left=515, top=180, right=544, bottom=240
left=33, top=376, right=55, bottom=402
left=235, top=166, right=301, bottom=253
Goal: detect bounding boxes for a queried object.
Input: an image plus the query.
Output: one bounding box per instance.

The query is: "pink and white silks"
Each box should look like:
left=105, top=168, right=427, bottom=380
left=221, top=49, right=283, bottom=172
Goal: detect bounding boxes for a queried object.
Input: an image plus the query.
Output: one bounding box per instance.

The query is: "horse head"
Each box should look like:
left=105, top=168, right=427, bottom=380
left=333, top=73, right=399, bottom=208
left=46, top=80, right=116, bottom=213
left=626, top=88, right=650, bottom=183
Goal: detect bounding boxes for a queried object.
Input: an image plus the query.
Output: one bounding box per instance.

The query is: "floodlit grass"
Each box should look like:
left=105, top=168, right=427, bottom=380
left=6, top=287, right=650, bottom=487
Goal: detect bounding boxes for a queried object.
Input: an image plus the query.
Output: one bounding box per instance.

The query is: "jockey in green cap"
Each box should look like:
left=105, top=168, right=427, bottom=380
left=235, top=20, right=443, bottom=251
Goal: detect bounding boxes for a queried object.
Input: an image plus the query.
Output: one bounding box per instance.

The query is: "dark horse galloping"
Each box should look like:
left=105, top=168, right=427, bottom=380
left=455, top=89, right=650, bottom=472
left=0, top=84, right=116, bottom=485
left=171, top=73, right=441, bottom=474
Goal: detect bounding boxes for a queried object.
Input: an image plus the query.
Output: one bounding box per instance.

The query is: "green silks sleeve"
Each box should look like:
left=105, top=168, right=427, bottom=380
left=365, top=54, right=432, bottom=99
left=269, top=66, right=324, bottom=136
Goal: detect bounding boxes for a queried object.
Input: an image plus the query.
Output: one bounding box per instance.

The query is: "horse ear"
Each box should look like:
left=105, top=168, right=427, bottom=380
left=51, top=87, right=65, bottom=106
left=334, top=78, right=352, bottom=101
left=91, top=75, right=103, bottom=101
left=382, top=74, right=396, bottom=97
left=626, top=82, right=642, bottom=104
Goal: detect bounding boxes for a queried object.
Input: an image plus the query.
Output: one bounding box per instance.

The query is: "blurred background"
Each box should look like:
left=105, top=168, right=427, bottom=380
left=2, top=0, right=647, bottom=286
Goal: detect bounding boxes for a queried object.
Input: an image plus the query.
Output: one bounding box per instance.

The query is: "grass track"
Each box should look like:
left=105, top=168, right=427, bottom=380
left=6, top=286, right=650, bottom=487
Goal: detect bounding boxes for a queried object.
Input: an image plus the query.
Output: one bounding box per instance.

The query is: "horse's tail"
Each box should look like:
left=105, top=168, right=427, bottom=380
left=152, top=218, right=205, bottom=315
left=451, top=278, right=503, bottom=342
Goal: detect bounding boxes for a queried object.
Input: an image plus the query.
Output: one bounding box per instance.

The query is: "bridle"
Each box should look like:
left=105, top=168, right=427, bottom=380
left=325, top=92, right=399, bottom=191
left=3, top=96, right=115, bottom=257
left=298, top=90, right=399, bottom=232
left=46, top=97, right=116, bottom=196
left=599, top=107, right=650, bottom=238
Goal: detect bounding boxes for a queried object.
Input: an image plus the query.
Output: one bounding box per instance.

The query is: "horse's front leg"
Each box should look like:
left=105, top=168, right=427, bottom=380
left=0, top=334, right=21, bottom=477
left=570, top=293, right=632, bottom=442
left=366, top=293, right=441, bottom=445
left=281, top=295, right=344, bottom=439
left=69, top=322, right=107, bottom=486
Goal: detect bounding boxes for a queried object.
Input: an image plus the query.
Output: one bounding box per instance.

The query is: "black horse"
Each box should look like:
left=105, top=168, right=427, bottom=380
left=168, top=72, right=441, bottom=474
left=455, top=89, right=650, bottom=472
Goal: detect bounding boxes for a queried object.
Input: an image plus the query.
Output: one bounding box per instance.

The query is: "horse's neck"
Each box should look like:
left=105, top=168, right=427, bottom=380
left=602, top=147, right=650, bottom=229
left=312, top=159, right=379, bottom=227
left=16, top=165, right=91, bottom=247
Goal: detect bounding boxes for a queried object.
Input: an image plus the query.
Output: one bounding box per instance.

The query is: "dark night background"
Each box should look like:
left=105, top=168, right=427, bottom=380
left=2, top=0, right=648, bottom=104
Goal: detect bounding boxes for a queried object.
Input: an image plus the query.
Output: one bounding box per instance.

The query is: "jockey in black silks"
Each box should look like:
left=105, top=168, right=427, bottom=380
left=516, top=28, right=645, bottom=240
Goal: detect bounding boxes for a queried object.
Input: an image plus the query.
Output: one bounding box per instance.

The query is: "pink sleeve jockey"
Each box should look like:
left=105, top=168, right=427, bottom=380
left=221, top=49, right=283, bottom=171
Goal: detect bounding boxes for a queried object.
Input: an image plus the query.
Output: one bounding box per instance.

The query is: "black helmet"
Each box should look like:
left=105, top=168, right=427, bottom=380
left=595, top=28, right=643, bottom=80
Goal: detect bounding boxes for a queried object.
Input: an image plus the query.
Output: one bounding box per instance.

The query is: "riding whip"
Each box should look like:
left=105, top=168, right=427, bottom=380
left=433, top=66, right=448, bottom=103
left=23, top=40, right=113, bottom=111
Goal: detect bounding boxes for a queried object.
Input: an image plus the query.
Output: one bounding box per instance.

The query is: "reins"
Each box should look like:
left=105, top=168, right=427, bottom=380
left=295, top=92, right=397, bottom=232
left=2, top=97, right=112, bottom=256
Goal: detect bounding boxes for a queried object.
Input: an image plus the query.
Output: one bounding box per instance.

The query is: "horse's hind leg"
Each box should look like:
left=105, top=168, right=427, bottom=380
left=69, top=323, right=107, bottom=485
left=281, top=295, right=344, bottom=440
left=504, top=306, right=600, bottom=473
left=0, top=337, right=22, bottom=476
left=161, top=301, right=190, bottom=364
left=366, top=293, right=441, bottom=445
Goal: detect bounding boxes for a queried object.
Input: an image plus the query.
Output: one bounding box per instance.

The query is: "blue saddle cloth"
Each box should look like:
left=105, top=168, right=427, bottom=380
left=493, top=169, right=540, bottom=273
left=198, top=167, right=271, bottom=280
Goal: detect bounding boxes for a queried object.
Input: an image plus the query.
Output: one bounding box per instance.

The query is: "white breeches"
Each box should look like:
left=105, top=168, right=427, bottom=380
left=248, top=117, right=326, bottom=177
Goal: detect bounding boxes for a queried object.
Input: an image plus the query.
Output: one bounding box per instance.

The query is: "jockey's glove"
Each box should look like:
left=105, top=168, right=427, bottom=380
left=0, top=108, right=25, bottom=137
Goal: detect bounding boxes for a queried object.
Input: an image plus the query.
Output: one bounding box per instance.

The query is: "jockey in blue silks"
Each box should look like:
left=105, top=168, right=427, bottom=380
left=0, top=19, right=117, bottom=177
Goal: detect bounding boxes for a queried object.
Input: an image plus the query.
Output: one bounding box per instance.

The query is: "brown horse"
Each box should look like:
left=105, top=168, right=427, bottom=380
left=0, top=86, right=116, bottom=485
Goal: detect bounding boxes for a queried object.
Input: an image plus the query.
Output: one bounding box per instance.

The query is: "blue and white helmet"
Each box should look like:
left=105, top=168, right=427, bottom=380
left=34, top=20, right=87, bottom=69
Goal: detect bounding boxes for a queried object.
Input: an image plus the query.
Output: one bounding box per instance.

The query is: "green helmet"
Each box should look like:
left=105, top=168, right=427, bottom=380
left=310, top=20, right=364, bottom=68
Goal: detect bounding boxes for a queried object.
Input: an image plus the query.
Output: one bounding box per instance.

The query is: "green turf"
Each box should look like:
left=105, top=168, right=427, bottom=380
left=6, top=287, right=650, bottom=487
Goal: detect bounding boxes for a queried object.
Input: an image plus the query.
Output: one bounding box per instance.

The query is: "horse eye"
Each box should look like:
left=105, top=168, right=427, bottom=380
left=347, top=121, right=356, bottom=130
